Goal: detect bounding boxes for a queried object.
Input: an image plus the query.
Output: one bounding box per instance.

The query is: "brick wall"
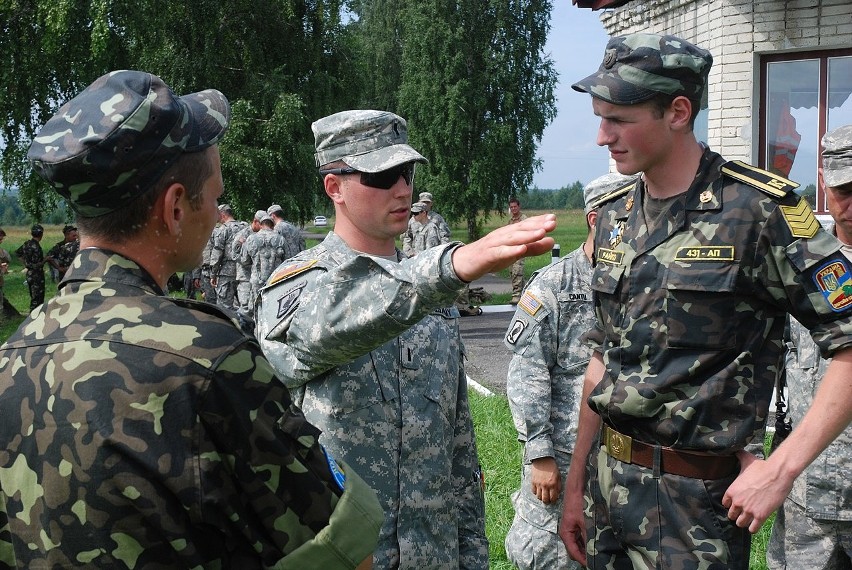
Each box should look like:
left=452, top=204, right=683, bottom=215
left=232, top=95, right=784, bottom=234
left=590, top=0, right=852, bottom=164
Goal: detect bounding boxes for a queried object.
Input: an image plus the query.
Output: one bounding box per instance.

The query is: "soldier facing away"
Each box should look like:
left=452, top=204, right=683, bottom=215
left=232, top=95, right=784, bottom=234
left=0, top=70, right=381, bottom=569
left=255, top=109, right=556, bottom=569
left=15, top=224, right=45, bottom=311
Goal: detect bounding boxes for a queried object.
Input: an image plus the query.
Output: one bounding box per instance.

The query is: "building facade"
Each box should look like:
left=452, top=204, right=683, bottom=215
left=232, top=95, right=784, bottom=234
left=577, top=0, right=852, bottom=215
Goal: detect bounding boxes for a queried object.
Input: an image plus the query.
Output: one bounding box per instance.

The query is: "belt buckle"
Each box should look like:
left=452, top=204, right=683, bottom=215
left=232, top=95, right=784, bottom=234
left=604, top=426, right=632, bottom=464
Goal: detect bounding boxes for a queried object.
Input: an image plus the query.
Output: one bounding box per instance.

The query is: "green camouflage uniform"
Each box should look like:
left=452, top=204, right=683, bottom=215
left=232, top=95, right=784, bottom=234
left=585, top=147, right=852, bottom=569
left=46, top=238, right=80, bottom=281
left=0, top=248, right=382, bottom=568
left=503, top=247, right=593, bottom=570
left=15, top=237, right=45, bottom=311
left=256, top=232, right=488, bottom=569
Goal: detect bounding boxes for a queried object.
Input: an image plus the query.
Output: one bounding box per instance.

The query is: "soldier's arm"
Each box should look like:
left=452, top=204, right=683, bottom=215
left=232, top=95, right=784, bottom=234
left=559, top=352, right=604, bottom=567
left=723, top=346, right=852, bottom=533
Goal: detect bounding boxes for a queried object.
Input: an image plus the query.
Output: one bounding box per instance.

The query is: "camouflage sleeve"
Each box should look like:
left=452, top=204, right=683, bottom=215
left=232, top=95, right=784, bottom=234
left=452, top=367, right=489, bottom=568
left=209, top=226, right=226, bottom=270
left=425, top=224, right=442, bottom=250
left=201, top=344, right=382, bottom=567
left=257, top=243, right=465, bottom=388
left=504, top=270, right=559, bottom=461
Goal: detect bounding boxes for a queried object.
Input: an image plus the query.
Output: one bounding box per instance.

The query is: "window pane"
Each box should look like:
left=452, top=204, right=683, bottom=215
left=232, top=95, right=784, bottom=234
left=827, top=56, right=852, bottom=132
left=766, top=60, right=819, bottom=207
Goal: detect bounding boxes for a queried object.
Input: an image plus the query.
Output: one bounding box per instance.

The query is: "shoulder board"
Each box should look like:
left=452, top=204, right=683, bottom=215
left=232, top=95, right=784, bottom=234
left=267, top=259, right=320, bottom=287
left=720, top=160, right=799, bottom=198
left=588, top=179, right=638, bottom=211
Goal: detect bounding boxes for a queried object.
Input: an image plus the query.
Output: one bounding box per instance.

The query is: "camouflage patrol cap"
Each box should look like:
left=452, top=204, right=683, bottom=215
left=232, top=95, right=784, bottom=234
left=583, top=172, right=637, bottom=213
left=410, top=201, right=426, bottom=213
left=27, top=70, right=230, bottom=217
left=31, top=224, right=44, bottom=236
left=822, top=125, right=852, bottom=188
left=572, top=33, right=713, bottom=109
left=419, top=192, right=434, bottom=203
left=312, top=110, right=427, bottom=173
left=253, top=209, right=267, bottom=221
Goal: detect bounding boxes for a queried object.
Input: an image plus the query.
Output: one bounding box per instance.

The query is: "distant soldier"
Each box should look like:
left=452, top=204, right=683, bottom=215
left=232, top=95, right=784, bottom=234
left=503, top=173, right=635, bottom=570
left=233, top=210, right=265, bottom=314
left=419, top=191, right=451, bottom=243
left=268, top=204, right=305, bottom=260
left=409, top=201, right=441, bottom=255
left=507, top=196, right=528, bottom=304
left=0, top=228, right=11, bottom=318
left=242, top=214, right=286, bottom=310
left=15, top=224, right=46, bottom=311
left=46, top=224, right=80, bottom=284
left=210, top=204, right=246, bottom=310
left=199, top=232, right=217, bottom=304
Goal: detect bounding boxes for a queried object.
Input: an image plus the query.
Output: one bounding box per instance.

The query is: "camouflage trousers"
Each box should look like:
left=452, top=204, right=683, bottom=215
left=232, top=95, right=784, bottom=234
left=510, top=259, right=525, bottom=301
left=767, top=497, right=852, bottom=570
left=26, top=272, right=45, bottom=310
left=200, top=270, right=217, bottom=305
left=236, top=281, right=253, bottom=313
left=214, top=275, right=237, bottom=311
left=586, top=446, right=750, bottom=569
left=505, top=452, right=580, bottom=570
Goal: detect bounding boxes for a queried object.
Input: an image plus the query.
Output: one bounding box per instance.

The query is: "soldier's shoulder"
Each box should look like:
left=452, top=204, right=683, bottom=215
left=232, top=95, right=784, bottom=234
left=720, top=160, right=799, bottom=200
left=266, top=257, right=327, bottom=289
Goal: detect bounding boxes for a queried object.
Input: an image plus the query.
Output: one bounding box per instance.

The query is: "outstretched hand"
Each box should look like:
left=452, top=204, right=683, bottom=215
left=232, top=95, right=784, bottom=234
left=451, top=214, right=556, bottom=283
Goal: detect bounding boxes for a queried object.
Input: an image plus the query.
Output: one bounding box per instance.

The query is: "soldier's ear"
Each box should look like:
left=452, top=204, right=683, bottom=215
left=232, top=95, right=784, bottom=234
left=323, top=174, right=345, bottom=205
left=157, top=182, right=189, bottom=236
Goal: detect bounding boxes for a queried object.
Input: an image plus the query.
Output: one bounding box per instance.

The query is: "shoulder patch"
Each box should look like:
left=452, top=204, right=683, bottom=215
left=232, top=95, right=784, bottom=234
left=267, top=260, right=319, bottom=287
left=518, top=290, right=543, bottom=317
left=780, top=199, right=820, bottom=239
left=720, top=160, right=799, bottom=198
left=588, top=179, right=638, bottom=211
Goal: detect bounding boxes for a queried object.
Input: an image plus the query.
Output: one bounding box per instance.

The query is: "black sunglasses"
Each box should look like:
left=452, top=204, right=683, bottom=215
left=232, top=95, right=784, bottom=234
left=319, top=162, right=415, bottom=189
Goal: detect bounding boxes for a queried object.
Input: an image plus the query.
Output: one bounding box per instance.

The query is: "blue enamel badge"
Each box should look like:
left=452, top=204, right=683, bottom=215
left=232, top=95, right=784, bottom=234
left=812, top=258, right=852, bottom=312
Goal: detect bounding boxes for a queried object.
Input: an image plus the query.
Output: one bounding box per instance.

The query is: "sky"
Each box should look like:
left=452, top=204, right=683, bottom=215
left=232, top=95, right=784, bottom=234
left=532, top=4, right=611, bottom=190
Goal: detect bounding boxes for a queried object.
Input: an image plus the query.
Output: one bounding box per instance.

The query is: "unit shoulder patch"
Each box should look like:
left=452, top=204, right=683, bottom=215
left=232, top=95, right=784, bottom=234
left=720, top=160, right=799, bottom=199
left=780, top=199, right=820, bottom=239
left=588, top=179, right=638, bottom=211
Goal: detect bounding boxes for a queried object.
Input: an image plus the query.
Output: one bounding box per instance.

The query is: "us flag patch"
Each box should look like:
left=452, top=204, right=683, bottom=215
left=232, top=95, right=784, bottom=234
left=518, top=291, right=542, bottom=316
left=813, top=259, right=852, bottom=312
left=268, top=260, right=318, bottom=286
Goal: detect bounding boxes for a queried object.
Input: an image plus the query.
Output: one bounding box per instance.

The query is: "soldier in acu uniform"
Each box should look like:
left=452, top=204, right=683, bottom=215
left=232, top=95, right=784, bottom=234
left=558, top=33, right=852, bottom=570
left=766, top=125, right=852, bottom=570
left=503, top=173, right=634, bottom=570
left=209, top=204, right=246, bottom=310
left=0, top=70, right=382, bottom=569
left=255, top=109, right=556, bottom=569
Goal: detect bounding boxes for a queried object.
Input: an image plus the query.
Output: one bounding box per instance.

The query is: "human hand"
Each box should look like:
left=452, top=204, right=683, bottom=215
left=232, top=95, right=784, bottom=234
left=451, top=214, right=556, bottom=282
left=558, top=485, right=588, bottom=566
left=722, top=450, right=792, bottom=533
left=530, top=457, right=561, bottom=504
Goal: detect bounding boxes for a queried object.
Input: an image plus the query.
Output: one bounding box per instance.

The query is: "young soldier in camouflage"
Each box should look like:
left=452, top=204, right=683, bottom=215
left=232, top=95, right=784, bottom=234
left=45, top=224, right=80, bottom=283
left=0, top=70, right=382, bottom=569
left=503, top=173, right=635, bottom=570
left=507, top=197, right=528, bottom=304
left=766, top=124, right=852, bottom=569
left=255, top=109, right=556, bottom=569
left=559, top=33, right=852, bottom=570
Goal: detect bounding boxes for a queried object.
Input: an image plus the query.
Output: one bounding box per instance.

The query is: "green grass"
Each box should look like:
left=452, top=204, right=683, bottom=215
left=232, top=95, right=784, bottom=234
left=468, top=390, right=776, bottom=570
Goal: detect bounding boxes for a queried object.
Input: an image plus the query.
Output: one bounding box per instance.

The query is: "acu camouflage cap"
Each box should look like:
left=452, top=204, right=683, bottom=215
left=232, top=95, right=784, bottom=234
left=822, top=125, right=852, bottom=188
left=572, top=33, right=713, bottom=109
left=583, top=172, right=637, bottom=213
left=27, top=70, right=230, bottom=217
left=312, top=110, right=427, bottom=173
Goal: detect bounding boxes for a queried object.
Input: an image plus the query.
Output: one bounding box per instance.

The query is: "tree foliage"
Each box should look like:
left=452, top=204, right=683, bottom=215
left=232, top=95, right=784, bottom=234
left=2, top=0, right=557, bottom=234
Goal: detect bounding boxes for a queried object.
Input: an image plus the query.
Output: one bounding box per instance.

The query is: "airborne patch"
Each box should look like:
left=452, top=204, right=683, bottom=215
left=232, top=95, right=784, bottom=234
left=506, top=319, right=527, bottom=345
left=518, top=291, right=543, bottom=317
left=812, top=259, right=852, bottom=312
left=268, top=260, right=318, bottom=286
left=780, top=200, right=820, bottom=239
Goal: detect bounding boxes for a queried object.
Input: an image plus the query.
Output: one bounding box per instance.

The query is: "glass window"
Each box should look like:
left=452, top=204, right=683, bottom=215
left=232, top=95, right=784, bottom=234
left=761, top=50, right=852, bottom=213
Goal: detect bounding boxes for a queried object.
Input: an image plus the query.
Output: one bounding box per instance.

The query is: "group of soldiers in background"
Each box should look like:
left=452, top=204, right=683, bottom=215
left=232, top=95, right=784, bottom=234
left=188, top=203, right=306, bottom=316
left=12, top=223, right=80, bottom=312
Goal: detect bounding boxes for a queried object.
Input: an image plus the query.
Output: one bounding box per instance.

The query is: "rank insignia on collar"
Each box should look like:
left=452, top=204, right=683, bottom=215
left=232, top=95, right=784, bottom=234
left=699, top=190, right=713, bottom=203
left=609, top=221, right=625, bottom=248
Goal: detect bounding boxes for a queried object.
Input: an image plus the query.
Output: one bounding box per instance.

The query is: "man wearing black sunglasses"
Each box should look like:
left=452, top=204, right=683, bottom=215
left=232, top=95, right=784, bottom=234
left=256, top=109, right=556, bottom=569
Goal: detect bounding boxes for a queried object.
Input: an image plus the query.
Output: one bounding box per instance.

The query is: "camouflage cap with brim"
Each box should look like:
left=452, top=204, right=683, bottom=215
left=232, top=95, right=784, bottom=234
left=27, top=70, right=230, bottom=217
left=312, top=110, right=427, bottom=173
left=572, top=33, right=713, bottom=109
left=583, top=172, right=638, bottom=213
left=822, top=125, right=852, bottom=188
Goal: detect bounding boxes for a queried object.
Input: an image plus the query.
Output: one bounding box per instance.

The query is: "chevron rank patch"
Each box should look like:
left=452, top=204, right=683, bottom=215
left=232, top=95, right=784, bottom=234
left=780, top=200, right=820, bottom=238
left=813, top=259, right=852, bottom=312
left=267, top=260, right=318, bottom=286
left=518, top=291, right=543, bottom=317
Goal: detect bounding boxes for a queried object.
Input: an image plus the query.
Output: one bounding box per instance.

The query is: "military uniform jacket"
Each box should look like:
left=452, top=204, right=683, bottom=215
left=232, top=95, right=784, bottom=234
left=412, top=219, right=442, bottom=255
left=587, top=147, right=852, bottom=452
left=256, top=232, right=488, bottom=569
left=242, top=229, right=287, bottom=289
left=505, top=244, right=594, bottom=461
left=47, top=239, right=80, bottom=278
left=274, top=220, right=305, bottom=261
left=232, top=224, right=255, bottom=283
left=211, top=219, right=247, bottom=278
left=785, top=230, right=852, bottom=520
left=15, top=238, right=44, bottom=279
left=0, top=249, right=382, bottom=568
